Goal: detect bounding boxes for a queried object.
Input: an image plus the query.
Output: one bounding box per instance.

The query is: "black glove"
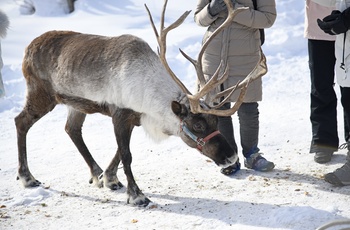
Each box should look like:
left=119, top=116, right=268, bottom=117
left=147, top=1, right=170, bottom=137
left=208, top=0, right=227, bottom=16
left=317, top=10, right=350, bottom=35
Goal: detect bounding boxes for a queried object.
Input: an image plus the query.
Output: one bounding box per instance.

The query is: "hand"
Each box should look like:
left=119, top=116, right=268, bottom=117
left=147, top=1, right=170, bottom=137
left=208, top=0, right=227, bottom=16
left=317, top=10, right=349, bottom=35
left=323, top=10, right=341, bottom=22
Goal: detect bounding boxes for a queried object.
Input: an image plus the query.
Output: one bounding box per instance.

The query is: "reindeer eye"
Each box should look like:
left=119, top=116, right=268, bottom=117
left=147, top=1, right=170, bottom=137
left=193, top=120, right=206, bottom=133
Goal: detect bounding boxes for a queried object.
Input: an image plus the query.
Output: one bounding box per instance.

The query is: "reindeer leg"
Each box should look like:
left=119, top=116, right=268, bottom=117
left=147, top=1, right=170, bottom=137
left=14, top=87, right=56, bottom=187
left=65, top=107, right=103, bottom=187
left=106, top=109, right=149, bottom=206
left=101, top=149, right=123, bottom=190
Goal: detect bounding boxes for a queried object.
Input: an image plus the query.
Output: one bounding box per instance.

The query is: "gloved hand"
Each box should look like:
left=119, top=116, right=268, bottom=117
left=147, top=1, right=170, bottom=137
left=317, top=10, right=350, bottom=35
left=208, top=0, right=227, bottom=16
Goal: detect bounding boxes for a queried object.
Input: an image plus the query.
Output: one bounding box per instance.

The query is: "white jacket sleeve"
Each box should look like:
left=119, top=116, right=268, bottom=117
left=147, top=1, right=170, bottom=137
left=311, top=0, right=336, bottom=7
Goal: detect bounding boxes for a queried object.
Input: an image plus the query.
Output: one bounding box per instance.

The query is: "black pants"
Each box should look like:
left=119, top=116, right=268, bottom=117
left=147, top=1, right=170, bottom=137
left=341, top=87, right=350, bottom=142
left=218, top=102, right=260, bottom=158
left=308, top=39, right=339, bottom=152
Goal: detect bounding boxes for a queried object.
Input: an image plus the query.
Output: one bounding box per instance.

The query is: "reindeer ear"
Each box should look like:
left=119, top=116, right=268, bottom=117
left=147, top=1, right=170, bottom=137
left=171, top=101, right=188, bottom=119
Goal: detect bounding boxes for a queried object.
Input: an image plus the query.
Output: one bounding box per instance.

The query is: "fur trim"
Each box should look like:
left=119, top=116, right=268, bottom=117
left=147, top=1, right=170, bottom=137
left=0, top=10, right=9, bottom=38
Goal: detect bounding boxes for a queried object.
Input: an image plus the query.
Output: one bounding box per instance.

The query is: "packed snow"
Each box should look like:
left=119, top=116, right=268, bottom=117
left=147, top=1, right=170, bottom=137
left=0, top=0, right=349, bottom=229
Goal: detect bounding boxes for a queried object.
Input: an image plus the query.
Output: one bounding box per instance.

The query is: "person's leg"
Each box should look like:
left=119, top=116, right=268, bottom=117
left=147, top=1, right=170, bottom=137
left=324, top=87, right=350, bottom=186
left=340, top=87, right=350, bottom=145
left=344, top=111, right=350, bottom=145
left=308, top=39, right=338, bottom=163
left=238, top=102, right=274, bottom=171
left=217, top=103, right=241, bottom=175
left=238, top=102, right=259, bottom=156
left=217, top=103, right=238, bottom=152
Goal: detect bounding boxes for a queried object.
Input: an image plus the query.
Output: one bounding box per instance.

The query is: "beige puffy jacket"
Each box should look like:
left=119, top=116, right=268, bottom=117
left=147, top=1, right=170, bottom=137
left=194, top=0, right=276, bottom=102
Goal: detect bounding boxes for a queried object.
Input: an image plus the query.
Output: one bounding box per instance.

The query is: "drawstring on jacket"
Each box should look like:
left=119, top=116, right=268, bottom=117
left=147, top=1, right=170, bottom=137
left=341, top=33, right=347, bottom=70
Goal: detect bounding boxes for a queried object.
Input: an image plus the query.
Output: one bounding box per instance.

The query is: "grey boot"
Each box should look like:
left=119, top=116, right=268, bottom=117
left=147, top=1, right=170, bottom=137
left=314, top=147, right=334, bottom=164
left=324, top=160, right=350, bottom=186
left=324, top=142, right=350, bottom=186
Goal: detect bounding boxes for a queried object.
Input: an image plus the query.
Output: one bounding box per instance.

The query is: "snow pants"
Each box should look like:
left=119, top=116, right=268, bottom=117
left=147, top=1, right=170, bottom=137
left=340, top=87, right=350, bottom=143
left=218, top=102, right=260, bottom=158
left=308, top=39, right=339, bottom=152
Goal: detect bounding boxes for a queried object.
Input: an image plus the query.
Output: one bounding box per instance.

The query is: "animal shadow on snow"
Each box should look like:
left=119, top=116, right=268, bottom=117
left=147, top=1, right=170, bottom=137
left=44, top=185, right=345, bottom=229
left=146, top=193, right=346, bottom=229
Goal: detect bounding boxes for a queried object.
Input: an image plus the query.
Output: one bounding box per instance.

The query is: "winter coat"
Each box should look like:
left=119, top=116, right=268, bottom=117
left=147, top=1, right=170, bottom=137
left=304, top=0, right=336, bottom=41
left=194, top=0, right=276, bottom=103
left=312, top=0, right=350, bottom=87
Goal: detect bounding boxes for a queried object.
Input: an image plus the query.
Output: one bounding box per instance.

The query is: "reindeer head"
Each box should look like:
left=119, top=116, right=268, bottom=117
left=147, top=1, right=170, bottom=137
left=171, top=101, right=237, bottom=167
left=146, top=0, right=267, bottom=168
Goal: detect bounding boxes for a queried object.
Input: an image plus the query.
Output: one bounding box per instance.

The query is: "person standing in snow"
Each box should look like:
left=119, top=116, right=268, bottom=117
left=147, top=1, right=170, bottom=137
left=194, top=0, right=276, bottom=175
left=316, top=0, right=350, bottom=186
left=304, top=0, right=342, bottom=164
left=0, top=10, right=9, bottom=98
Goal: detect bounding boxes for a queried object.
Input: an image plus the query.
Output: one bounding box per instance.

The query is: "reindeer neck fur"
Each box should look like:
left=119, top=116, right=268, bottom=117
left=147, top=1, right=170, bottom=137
left=23, top=31, right=187, bottom=142
left=140, top=92, right=188, bottom=142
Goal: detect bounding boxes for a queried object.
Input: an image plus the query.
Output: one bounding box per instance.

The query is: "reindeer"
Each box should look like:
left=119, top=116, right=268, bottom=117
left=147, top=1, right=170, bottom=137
left=15, top=0, right=267, bottom=206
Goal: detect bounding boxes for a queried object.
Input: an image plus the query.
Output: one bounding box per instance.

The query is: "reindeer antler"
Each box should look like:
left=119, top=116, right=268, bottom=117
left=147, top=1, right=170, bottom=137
left=145, top=1, right=192, bottom=95
left=145, top=0, right=268, bottom=117
left=188, top=50, right=267, bottom=116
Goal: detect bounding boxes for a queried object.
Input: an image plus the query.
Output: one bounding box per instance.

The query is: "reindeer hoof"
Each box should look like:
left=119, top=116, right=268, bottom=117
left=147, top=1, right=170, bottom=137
left=106, top=181, right=123, bottom=190
left=24, top=179, right=41, bottom=187
left=101, top=181, right=124, bottom=190
left=28, top=180, right=41, bottom=187
left=17, top=175, right=41, bottom=187
left=127, top=196, right=151, bottom=207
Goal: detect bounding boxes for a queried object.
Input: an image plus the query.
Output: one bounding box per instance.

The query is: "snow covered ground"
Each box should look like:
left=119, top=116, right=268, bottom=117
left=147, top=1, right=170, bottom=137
left=0, top=0, right=350, bottom=229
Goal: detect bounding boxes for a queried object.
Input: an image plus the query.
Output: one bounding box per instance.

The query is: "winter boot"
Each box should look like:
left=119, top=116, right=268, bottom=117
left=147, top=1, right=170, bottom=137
left=324, top=161, right=350, bottom=186
left=324, top=142, right=350, bottom=186
left=314, top=150, right=334, bottom=163
left=244, top=152, right=275, bottom=172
